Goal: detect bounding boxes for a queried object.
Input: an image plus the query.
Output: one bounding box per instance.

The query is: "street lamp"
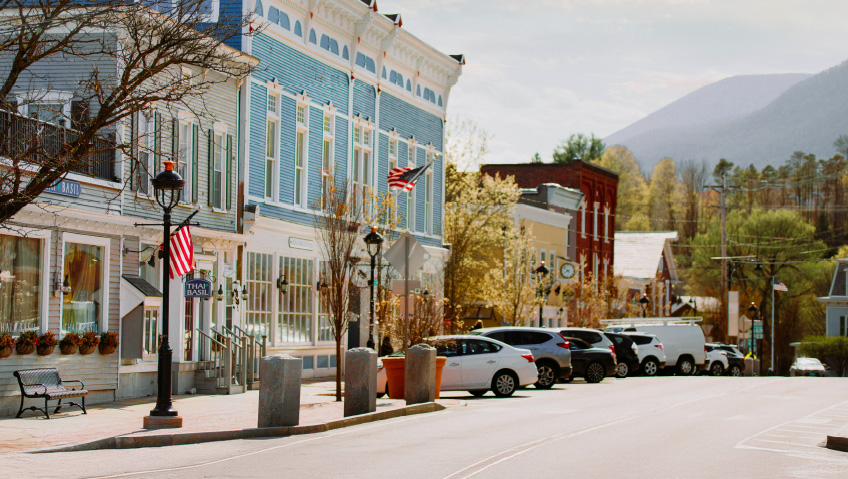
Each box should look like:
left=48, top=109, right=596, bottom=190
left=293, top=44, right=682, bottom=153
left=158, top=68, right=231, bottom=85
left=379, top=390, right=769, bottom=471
left=148, top=159, right=185, bottom=422
left=535, top=261, right=550, bottom=327
left=363, top=226, right=384, bottom=349
left=747, top=302, right=758, bottom=360
left=640, top=294, right=650, bottom=318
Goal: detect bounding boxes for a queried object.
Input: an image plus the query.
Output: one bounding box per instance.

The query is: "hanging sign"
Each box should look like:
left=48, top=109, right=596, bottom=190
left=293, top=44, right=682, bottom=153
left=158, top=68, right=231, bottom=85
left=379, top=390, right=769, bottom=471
left=44, top=179, right=81, bottom=198
left=184, top=278, right=213, bottom=298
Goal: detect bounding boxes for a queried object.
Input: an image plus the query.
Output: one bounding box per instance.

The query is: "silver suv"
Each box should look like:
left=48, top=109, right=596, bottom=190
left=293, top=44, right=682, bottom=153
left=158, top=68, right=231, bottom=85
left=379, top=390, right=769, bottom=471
left=469, top=327, right=572, bottom=389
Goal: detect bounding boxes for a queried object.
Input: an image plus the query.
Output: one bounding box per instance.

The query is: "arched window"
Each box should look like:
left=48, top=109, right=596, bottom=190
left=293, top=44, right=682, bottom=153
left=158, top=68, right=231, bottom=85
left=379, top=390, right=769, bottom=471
left=320, top=34, right=330, bottom=50
left=329, top=39, right=339, bottom=55
left=268, top=6, right=278, bottom=24
left=356, top=53, right=367, bottom=68
left=416, top=85, right=421, bottom=97
left=396, top=72, right=404, bottom=87
left=294, top=20, right=302, bottom=37
left=342, top=45, right=349, bottom=60
left=278, top=11, right=290, bottom=30
left=389, top=71, right=397, bottom=83
left=254, top=0, right=263, bottom=17
left=438, top=95, right=443, bottom=107
left=309, top=29, right=317, bottom=44
left=381, top=67, right=387, bottom=79
left=365, top=57, right=375, bottom=73
left=406, top=79, right=412, bottom=92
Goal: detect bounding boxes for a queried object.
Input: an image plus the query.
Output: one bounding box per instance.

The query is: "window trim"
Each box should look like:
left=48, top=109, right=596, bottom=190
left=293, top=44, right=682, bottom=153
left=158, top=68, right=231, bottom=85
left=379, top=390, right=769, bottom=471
left=294, top=101, right=309, bottom=207
left=266, top=91, right=281, bottom=202
left=0, top=227, right=51, bottom=333
left=60, top=232, right=111, bottom=334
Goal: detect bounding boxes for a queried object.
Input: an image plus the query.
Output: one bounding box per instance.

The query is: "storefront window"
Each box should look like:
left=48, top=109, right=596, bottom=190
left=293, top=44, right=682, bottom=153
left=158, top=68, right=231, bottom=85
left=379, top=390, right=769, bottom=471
left=0, top=234, right=42, bottom=334
left=144, top=307, right=158, bottom=356
left=62, top=242, right=104, bottom=333
left=278, top=256, right=313, bottom=343
left=246, top=252, right=273, bottom=337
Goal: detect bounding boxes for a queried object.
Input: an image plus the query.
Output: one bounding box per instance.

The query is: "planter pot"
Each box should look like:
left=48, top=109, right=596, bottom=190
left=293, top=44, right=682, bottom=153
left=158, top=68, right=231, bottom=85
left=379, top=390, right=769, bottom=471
left=79, top=344, right=97, bottom=355
left=37, top=345, right=55, bottom=356
left=16, top=343, right=36, bottom=355
left=99, top=344, right=117, bottom=355
left=0, top=346, right=12, bottom=358
left=60, top=344, right=79, bottom=355
left=383, top=356, right=448, bottom=400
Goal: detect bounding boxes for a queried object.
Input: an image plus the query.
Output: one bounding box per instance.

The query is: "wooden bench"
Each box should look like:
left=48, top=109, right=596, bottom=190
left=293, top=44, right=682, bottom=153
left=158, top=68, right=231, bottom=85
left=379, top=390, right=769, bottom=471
left=13, top=368, right=88, bottom=419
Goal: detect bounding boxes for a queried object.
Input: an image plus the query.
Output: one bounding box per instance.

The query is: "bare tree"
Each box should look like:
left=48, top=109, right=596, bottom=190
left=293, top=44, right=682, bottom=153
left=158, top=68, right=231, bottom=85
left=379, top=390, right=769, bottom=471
left=313, top=171, right=367, bottom=401
left=0, top=0, right=255, bottom=223
left=486, top=222, right=539, bottom=326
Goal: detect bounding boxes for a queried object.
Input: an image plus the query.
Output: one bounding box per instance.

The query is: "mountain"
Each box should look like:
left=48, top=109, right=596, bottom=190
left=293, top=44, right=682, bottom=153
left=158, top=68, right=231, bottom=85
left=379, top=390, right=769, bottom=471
left=602, top=66, right=848, bottom=172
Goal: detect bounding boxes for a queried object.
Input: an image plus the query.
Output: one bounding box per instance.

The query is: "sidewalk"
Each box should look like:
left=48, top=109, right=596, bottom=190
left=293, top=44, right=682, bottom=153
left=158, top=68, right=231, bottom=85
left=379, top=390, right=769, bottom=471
left=0, top=380, right=459, bottom=454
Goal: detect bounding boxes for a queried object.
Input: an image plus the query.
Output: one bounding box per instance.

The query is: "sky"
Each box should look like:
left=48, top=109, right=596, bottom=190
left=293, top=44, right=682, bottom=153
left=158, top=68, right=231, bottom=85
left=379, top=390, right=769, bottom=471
left=385, top=0, right=848, bottom=166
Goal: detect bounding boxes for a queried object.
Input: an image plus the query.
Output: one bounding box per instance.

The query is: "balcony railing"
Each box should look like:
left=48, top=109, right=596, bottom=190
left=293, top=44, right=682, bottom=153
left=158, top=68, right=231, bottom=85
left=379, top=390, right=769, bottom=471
left=0, top=109, right=117, bottom=182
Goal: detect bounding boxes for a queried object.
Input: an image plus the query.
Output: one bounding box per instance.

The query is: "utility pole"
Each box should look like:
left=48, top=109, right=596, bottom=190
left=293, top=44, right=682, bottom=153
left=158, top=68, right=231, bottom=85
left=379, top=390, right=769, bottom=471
left=720, top=173, right=727, bottom=342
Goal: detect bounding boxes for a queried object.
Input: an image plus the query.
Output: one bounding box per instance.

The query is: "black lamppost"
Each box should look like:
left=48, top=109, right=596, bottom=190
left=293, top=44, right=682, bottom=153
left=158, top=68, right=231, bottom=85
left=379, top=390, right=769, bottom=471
left=535, top=261, right=550, bottom=327
left=747, top=302, right=758, bottom=359
left=364, top=226, right=383, bottom=349
left=149, top=160, right=185, bottom=421
left=640, top=294, right=650, bottom=318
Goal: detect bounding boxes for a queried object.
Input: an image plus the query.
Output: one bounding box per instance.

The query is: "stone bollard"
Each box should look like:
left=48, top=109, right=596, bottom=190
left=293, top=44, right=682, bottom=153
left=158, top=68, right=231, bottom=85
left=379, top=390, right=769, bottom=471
left=405, top=344, right=436, bottom=405
left=344, top=347, right=377, bottom=417
left=744, top=357, right=760, bottom=377
left=258, top=354, right=302, bottom=428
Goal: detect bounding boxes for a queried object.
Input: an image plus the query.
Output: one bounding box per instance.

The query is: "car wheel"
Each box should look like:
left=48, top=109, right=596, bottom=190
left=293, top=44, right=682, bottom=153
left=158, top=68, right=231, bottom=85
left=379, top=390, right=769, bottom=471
left=534, top=362, right=558, bottom=389
left=729, top=365, right=742, bottom=377
left=710, top=362, right=724, bottom=377
left=492, top=371, right=517, bottom=397
left=585, top=362, right=605, bottom=383
left=642, top=359, right=659, bottom=377
left=676, top=358, right=695, bottom=376
left=615, top=362, right=629, bottom=378
left=470, top=390, right=487, bottom=397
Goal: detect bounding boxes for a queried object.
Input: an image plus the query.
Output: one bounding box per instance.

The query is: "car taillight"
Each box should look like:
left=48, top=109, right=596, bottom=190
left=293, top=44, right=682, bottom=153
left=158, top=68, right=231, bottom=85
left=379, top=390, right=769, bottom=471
left=521, top=354, right=535, bottom=363
left=655, top=343, right=664, bottom=350
left=557, top=334, right=570, bottom=349
left=609, top=345, right=615, bottom=355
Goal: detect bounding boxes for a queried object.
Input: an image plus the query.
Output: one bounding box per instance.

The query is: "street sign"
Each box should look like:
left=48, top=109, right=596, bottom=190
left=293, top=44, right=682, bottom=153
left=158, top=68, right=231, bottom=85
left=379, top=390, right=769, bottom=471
left=752, top=320, right=763, bottom=339
left=44, top=179, right=81, bottom=198
left=383, top=232, right=429, bottom=278
left=184, top=278, right=212, bottom=298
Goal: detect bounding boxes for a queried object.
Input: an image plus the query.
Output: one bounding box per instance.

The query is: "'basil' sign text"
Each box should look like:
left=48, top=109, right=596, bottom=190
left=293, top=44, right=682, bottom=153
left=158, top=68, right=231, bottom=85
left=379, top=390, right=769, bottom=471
left=184, top=278, right=213, bottom=298
left=44, top=180, right=81, bottom=198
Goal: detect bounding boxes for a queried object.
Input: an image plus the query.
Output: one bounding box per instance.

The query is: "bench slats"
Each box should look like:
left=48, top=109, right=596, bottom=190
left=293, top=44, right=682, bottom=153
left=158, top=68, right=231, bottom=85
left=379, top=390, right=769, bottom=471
left=13, top=368, right=88, bottom=419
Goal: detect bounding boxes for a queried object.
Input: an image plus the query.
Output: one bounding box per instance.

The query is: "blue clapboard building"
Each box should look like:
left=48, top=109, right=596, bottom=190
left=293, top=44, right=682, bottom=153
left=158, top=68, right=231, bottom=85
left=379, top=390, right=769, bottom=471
left=226, top=0, right=463, bottom=372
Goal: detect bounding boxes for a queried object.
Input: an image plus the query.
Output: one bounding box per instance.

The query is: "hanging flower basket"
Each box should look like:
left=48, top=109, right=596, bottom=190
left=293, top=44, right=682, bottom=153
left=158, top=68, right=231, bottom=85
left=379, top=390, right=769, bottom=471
left=0, top=333, right=13, bottom=358
left=37, top=344, right=55, bottom=356
left=59, top=332, right=82, bottom=355
left=79, top=331, right=100, bottom=355
left=0, top=346, right=12, bottom=359
left=15, top=331, right=38, bottom=355
left=16, top=343, right=36, bottom=355
left=79, top=344, right=97, bottom=355
left=98, top=331, right=119, bottom=355
left=60, top=343, right=79, bottom=355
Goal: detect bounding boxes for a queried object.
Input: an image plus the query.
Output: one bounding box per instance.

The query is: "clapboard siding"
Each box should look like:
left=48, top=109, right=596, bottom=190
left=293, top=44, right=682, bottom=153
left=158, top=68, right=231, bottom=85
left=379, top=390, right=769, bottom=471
left=377, top=133, right=388, bottom=196
left=279, top=95, right=297, bottom=205
left=250, top=84, right=268, bottom=200
left=306, top=105, right=323, bottom=209
left=379, top=93, right=443, bottom=151
left=416, top=146, right=426, bottom=233
left=219, top=0, right=246, bottom=51
left=352, top=80, right=376, bottom=120
left=333, top=114, right=348, bottom=183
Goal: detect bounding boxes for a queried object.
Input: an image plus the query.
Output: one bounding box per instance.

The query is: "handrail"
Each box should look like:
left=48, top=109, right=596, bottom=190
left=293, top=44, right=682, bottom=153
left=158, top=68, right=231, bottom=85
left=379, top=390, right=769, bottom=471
left=197, top=328, right=226, bottom=349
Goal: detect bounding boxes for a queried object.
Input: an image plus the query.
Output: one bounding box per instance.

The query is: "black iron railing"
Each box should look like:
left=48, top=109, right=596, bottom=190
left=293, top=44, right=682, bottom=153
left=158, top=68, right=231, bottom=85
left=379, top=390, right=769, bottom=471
left=0, top=110, right=117, bottom=182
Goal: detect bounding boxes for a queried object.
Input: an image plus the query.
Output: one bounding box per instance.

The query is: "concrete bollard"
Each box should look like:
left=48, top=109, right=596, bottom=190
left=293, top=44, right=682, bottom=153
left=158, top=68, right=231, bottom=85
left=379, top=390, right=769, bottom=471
left=258, top=354, right=302, bottom=428
left=405, top=344, right=436, bottom=405
left=744, top=357, right=760, bottom=377
left=344, top=347, right=377, bottom=417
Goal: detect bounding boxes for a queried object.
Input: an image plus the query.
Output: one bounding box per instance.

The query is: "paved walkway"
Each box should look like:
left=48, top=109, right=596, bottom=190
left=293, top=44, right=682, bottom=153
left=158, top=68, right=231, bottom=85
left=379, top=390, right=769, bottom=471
left=0, top=380, right=454, bottom=453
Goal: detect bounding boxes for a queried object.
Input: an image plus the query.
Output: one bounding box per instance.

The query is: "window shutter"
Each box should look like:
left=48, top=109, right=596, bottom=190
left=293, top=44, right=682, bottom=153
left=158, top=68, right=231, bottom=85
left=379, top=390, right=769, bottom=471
left=207, top=129, right=213, bottom=207
left=130, top=112, right=138, bottom=191
left=171, top=118, right=179, bottom=158
left=192, top=123, right=199, bottom=203
left=153, top=112, right=161, bottom=164
left=226, top=134, right=233, bottom=210
left=71, top=100, right=89, bottom=130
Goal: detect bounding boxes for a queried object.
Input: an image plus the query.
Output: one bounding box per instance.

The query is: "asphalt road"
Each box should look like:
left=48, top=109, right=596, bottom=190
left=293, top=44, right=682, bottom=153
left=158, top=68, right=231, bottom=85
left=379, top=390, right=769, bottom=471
left=6, top=376, right=848, bottom=478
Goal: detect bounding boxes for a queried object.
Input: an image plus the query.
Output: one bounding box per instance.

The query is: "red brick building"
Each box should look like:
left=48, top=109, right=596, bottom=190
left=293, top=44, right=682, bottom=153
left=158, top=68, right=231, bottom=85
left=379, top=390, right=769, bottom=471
left=480, top=160, right=619, bottom=280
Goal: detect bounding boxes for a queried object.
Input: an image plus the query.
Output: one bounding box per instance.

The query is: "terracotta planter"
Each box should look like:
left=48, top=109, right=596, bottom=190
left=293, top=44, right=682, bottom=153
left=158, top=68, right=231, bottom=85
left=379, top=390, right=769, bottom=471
left=383, top=356, right=448, bottom=400
left=16, top=343, right=36, bottom=355
left=60, top=343, right=79, bottom=355
left=0, top=346, right=12, bottom=358
left=99, top=344, right=117, bottom=355
left=382, top=357, right=406, bottom=399
left=79, top=344, right=97, bottom=355
left=37, top=345, right=55, bottom=356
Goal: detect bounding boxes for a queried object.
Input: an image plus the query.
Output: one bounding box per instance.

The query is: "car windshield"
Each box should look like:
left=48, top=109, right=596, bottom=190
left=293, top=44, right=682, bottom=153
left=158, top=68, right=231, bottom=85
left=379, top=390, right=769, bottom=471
left=796, top=358, right=823, bottom=367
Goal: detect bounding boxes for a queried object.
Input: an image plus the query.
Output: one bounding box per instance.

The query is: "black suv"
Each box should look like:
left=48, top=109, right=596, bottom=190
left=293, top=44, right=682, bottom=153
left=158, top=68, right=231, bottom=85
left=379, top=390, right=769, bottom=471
left=604, top=332, right=639, bottom=378
left=470, top=327, right=573, bottom=389
left=563, top=337, right=617, bottom=383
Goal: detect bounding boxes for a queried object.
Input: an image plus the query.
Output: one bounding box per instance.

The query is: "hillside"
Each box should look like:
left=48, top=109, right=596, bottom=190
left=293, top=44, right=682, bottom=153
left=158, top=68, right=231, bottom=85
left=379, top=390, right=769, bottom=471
left=602, top=64, right=848, bottom=171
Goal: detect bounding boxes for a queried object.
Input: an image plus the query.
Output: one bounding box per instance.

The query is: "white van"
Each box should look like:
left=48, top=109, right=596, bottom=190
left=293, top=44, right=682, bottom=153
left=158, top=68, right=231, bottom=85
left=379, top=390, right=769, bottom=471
left=603, top=319, right=706, bottom=375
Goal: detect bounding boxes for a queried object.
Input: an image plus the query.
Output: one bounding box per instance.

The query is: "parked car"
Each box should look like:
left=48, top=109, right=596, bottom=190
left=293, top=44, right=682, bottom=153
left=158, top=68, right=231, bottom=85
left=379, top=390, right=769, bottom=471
left=604, top=321, right=706, bottom=375
left=789, top=358, right=827, bottom=377
left=377, top=336, right=538, bottom=398
left=563, top=337, right=617, bottom=383
left=707, top=343, right=745, bottom=376
left=469, top=327, right=572, bottom=389
left=559, top=327, right=616, bottom=356
left=624, top=332, right=666, bottom=376
left=604, top=332, right=639, bottom=378
left=704, top=344, right=729, bottom=376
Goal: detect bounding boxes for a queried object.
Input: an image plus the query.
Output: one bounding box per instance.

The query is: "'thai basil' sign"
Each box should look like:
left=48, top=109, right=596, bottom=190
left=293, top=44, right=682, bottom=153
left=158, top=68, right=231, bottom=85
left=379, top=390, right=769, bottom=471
left=184, top=278, right=212, bottom=298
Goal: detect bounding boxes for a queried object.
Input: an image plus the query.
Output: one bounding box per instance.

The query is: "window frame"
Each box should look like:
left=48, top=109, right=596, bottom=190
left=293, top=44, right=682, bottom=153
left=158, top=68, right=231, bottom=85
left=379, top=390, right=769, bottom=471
left=0, top=227, right=50, bottom=334
left=321, top=111, right=334, bottom=206
left=211, top=128, right=226, bottom=210
left=352, top=121, right=373, bottom=214
left=294, top=102, right=309, bottom=207
left=60, top=233, right=111, bottom=335
left=177, top=119, right=196, bottom=204
left=266, top=92, right=280, bottom=201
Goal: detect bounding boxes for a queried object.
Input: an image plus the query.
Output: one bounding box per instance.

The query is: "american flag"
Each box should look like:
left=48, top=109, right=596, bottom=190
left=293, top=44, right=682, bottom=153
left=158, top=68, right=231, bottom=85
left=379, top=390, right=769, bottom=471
left=388, top=164, right=428, bottom=192
left=169, top=226, right=195, bottom=279
left=773, top=278, right=788, bottom=292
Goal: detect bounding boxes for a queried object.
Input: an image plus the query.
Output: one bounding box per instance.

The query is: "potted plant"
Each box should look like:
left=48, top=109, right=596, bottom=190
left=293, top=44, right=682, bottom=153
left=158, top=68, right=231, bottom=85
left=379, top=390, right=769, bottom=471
left=15, top=331, right=38, bottom=355
left=37, top=331, right=57, bottom=356
left=0, top=332, right=13, bottom=358
left=60, top=332, right=82, bottom=355
left=79, top=331, right=100, bottom=355
left=99, top=331, right=119, bottom=354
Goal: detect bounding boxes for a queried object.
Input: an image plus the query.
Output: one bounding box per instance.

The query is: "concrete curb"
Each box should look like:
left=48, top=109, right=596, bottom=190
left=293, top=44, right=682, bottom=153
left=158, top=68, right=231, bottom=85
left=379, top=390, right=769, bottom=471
left=825, top=435, right=848, bottom=453
left=29, top=402, right=446, bottom=454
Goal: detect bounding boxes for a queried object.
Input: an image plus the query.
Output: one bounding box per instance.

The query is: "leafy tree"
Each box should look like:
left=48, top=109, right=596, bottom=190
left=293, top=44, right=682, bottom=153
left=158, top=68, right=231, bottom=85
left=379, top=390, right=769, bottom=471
left=800, top=336, right=848, bottom=377
left=676, top=160, right=709, bottom=241
left=531, top=152, right=542, bottom=164
left=552, top=133, right=605, bottom=163
left=647, top=157, right=678, bottom=231
left=712, top=158, right=734, bottom=182
left=594, top=145, right=649, bottom=231
left=484, top=222, right=540, bottom=326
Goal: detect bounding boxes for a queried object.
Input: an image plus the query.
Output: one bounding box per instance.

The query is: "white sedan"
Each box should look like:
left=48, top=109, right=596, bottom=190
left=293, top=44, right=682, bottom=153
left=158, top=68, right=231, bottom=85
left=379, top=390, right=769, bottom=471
left=377, top=335, right=538, bottom=398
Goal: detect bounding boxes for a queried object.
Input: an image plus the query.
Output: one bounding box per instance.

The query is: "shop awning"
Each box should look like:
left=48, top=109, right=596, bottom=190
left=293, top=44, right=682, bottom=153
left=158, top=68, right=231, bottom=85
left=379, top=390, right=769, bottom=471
left=120, top=274, right=162, bottom=317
